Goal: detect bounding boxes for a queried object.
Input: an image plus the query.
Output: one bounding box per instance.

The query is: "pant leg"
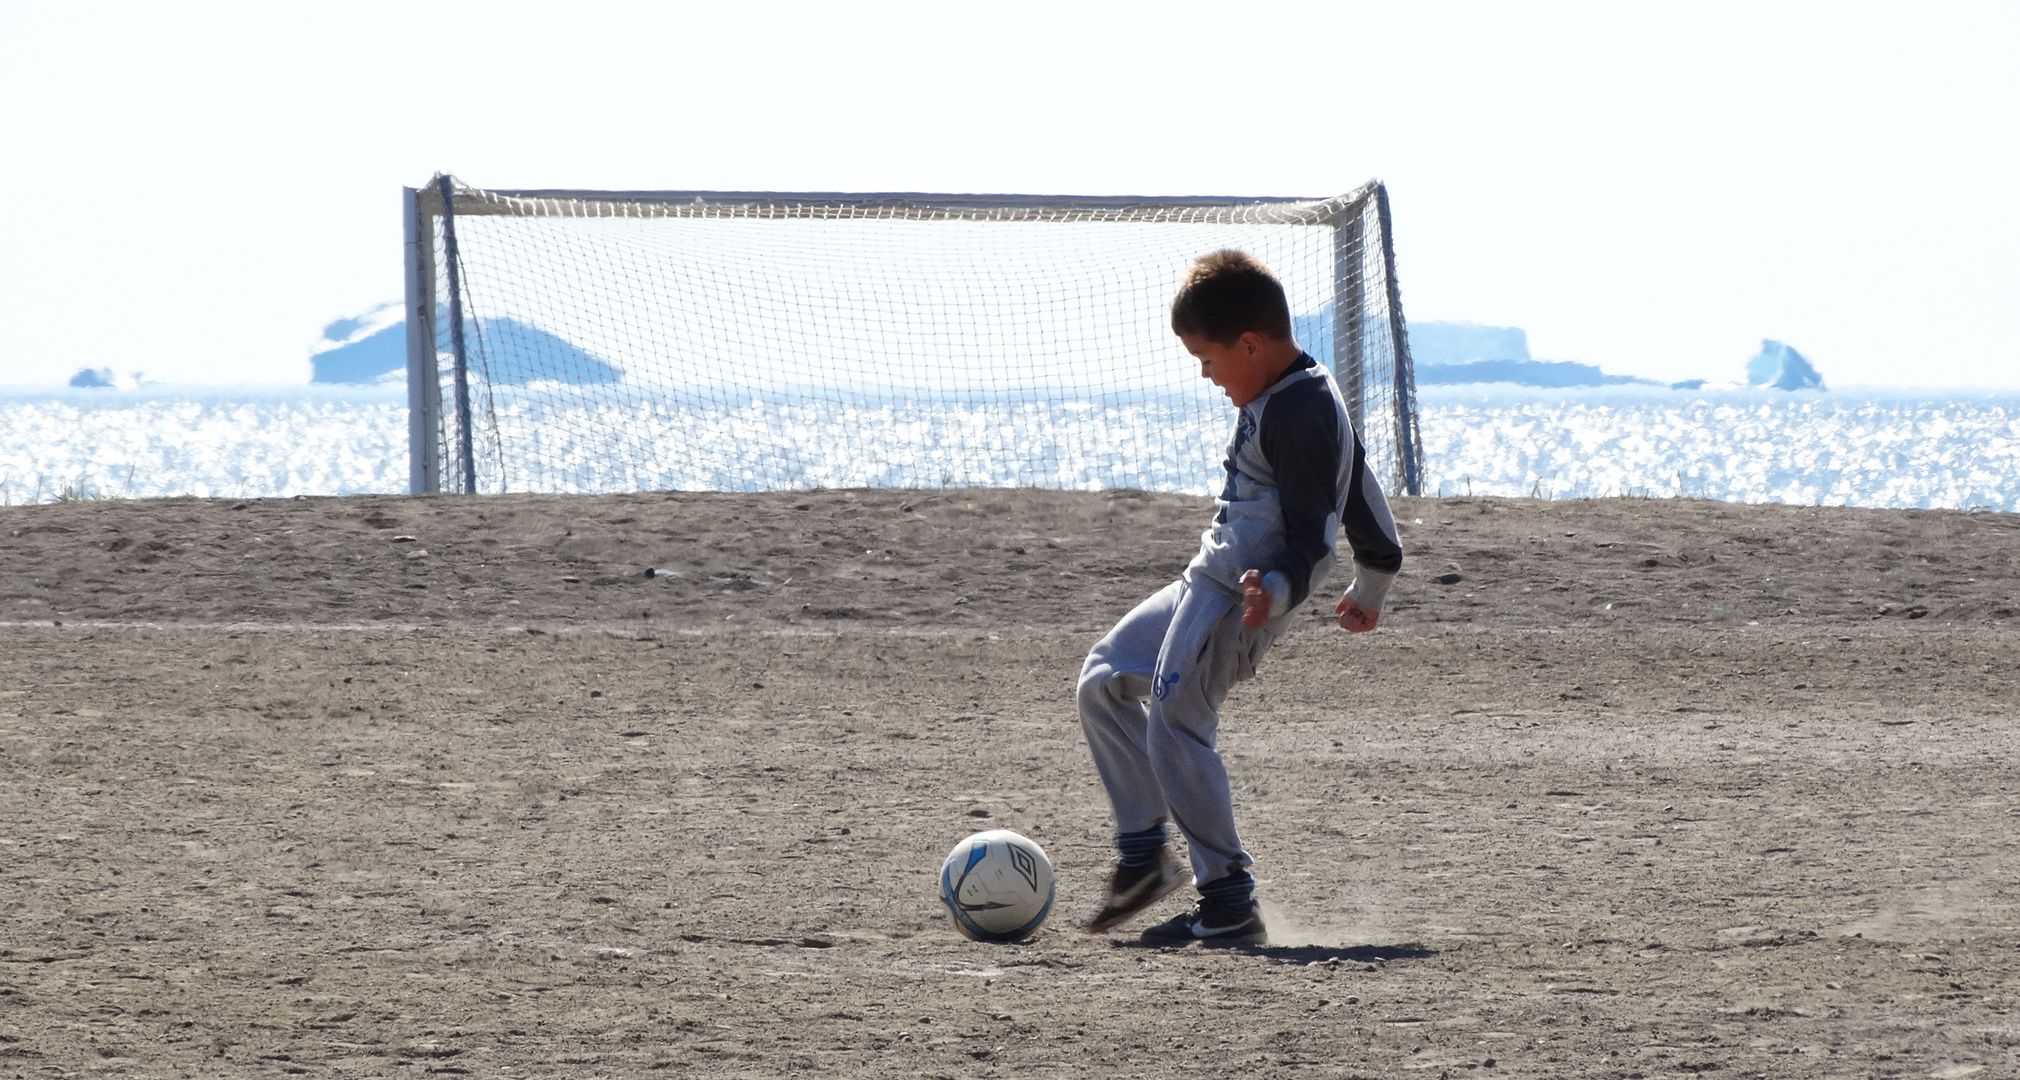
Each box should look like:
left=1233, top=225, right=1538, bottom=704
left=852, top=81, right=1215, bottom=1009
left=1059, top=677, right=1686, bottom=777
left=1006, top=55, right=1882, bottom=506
left=1076, top=581, right=1184, bottom=836
left=1147, top=575, right=1273, bottom=887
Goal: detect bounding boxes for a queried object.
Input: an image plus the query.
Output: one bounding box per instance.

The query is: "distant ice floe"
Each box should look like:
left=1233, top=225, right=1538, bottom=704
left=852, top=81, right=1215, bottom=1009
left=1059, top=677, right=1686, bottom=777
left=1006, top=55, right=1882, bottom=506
left=0, top=383, right=2014, bottom=512
left=67, top=367, right=151, bottom=389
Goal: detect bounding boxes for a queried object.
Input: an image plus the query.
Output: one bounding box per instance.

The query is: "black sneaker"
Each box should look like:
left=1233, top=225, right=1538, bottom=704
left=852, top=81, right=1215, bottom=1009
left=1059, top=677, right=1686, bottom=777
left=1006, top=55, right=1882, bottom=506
left=1139, top=897, right=1267, bottom=948
left=1083, top=850, right=1190, bottom=934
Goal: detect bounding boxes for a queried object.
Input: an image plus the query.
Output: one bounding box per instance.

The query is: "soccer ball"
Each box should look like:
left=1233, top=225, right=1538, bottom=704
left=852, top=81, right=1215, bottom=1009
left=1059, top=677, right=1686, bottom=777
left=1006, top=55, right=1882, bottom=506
left=939, top=829, right=1055, bottom=942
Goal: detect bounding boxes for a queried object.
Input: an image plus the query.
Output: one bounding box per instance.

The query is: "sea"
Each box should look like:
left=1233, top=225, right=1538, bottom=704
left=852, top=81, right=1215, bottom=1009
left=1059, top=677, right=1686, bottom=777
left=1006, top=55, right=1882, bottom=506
left=3, top=383, right=2016, bottom=512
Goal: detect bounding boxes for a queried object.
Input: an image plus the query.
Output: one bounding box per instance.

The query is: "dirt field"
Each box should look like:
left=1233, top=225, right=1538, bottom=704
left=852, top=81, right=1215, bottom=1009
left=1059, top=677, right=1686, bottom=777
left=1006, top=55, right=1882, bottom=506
left=3, top=490, right=2017, bottom=1078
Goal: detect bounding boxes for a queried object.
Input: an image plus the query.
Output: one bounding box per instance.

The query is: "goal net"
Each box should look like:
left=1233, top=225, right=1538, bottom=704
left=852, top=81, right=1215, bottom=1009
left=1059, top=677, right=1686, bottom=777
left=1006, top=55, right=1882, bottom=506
left=403, top=177, right=1424, bottom=498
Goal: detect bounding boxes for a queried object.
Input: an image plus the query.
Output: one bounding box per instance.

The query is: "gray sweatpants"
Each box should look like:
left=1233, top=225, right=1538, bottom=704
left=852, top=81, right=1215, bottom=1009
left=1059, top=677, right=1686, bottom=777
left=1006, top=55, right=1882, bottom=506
left=1076, top=573, right=1273, bottom=888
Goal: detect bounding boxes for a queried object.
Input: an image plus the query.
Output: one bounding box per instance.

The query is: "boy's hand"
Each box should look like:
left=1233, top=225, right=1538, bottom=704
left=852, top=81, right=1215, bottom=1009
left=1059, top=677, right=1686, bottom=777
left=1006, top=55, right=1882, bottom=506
left=1239, top=570, right=1272, bottom=630
left=1335, top=593, right=1379, bottom=633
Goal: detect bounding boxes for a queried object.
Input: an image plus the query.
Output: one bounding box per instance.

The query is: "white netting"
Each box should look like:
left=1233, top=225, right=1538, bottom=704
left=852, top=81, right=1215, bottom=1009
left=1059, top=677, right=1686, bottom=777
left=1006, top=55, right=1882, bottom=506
left=413, top=179, right=1421, bottom=496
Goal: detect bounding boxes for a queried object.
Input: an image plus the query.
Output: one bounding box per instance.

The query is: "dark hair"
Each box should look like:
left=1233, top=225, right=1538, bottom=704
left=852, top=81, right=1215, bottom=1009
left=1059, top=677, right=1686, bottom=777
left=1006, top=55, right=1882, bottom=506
left=1169, top=249, right=1293, bottom=345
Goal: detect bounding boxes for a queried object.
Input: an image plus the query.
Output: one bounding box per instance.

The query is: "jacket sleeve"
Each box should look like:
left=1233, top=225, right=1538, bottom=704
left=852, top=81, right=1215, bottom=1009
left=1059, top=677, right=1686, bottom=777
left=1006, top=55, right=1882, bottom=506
left=1340, top=430, right=1403, bottom=575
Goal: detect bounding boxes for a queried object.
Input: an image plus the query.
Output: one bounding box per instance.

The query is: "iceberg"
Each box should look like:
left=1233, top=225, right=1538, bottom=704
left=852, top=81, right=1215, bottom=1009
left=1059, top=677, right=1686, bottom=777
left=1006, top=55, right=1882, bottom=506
left=1745, top=339, right=1826, bottom=391
left=453, top=316, right=623, bottom=386
left=70, top=367, right=118, bottom=388
left=310, top=304, right=407, bottom=385
left=1409, top=321, right=1534, bottom=366
left=1408, top=321, right=1657, bottom=388
left=309, top=307, right=623, bottom=386
left=311, top=323, right=407, bottom=384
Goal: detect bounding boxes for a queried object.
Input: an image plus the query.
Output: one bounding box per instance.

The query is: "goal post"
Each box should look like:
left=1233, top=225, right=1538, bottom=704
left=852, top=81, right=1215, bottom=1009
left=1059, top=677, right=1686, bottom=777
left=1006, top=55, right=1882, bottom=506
left=402, top=177, right=1425, bottom=498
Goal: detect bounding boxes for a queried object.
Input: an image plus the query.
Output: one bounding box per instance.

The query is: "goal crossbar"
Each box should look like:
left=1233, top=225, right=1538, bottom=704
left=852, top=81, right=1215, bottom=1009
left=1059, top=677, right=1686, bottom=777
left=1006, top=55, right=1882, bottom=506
left=414, top=183, right=1378, bottom=227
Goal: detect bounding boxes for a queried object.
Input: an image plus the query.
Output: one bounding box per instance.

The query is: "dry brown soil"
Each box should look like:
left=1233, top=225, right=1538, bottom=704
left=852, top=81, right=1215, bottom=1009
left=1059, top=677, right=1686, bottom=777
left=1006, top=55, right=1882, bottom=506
left=3, top=490, right=2018, bottom=1078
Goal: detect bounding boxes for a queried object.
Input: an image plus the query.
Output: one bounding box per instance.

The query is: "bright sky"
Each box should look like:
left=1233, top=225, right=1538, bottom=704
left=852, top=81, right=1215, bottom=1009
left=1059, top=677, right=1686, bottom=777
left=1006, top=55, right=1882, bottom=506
left=2, top=1, right=2014, bottom=389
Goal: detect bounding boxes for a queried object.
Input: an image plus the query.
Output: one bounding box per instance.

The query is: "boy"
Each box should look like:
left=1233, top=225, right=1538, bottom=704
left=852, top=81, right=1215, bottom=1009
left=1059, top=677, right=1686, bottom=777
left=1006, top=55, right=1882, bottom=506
left=1077, top=249, right=1403, bottom=946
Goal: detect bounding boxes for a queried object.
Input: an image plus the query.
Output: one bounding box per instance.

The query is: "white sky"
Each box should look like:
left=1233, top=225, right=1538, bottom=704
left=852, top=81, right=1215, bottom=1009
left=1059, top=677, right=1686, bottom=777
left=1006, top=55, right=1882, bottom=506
left=1, top=1, right=2014, bottom=389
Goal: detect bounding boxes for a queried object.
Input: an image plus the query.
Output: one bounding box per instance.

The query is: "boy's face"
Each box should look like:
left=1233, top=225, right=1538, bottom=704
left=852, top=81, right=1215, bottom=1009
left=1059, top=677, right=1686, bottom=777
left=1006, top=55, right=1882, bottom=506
left=1181, top=330, right=1278, bottom=408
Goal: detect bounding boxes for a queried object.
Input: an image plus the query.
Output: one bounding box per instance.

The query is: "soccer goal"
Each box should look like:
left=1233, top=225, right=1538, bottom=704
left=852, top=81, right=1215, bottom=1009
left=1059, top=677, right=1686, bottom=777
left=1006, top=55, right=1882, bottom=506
left=402, top=176, right=1425, bottom=498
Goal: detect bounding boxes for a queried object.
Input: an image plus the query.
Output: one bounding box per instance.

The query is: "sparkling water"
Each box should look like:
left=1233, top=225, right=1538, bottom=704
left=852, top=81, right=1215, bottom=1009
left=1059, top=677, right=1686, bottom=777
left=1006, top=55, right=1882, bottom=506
left=3, top=384, right=2014, bottom=511
left=1417, top=385, right=2019, bottom=511
left=2, top=386, right=408, bottom=502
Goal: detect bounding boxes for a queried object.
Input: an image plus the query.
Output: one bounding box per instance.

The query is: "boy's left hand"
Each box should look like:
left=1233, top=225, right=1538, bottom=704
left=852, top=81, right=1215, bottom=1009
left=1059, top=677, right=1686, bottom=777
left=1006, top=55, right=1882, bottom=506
left=1335, top=593, right=1379, bottom=633
left=1240, top=569, right=1272, bottom=630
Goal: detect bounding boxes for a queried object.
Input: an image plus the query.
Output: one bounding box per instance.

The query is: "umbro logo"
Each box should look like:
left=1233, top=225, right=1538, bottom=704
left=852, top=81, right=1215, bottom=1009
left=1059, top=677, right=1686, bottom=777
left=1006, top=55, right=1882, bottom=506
left=1007, top=842, right=1040, bottom=892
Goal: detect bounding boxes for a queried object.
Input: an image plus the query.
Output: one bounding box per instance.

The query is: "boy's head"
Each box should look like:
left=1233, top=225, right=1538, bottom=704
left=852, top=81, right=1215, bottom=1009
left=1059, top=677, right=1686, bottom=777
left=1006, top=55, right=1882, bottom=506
left=1169, top=249, right=1293, bottom=346
left=1172, top=250, right=1303, bottom=407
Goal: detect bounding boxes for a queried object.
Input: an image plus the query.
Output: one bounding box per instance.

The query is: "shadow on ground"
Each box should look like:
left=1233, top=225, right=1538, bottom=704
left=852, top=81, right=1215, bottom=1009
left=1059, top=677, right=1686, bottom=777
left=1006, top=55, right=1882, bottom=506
left=1249, top=943, right=1439, bottom=965
left=1110, top=940, right=1438, bottom=965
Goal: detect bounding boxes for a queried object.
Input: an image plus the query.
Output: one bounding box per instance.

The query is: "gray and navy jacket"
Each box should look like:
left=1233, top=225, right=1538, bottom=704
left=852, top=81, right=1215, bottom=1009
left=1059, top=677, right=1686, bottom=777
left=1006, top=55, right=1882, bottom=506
left=1184, top=354, right=1404, bottom=621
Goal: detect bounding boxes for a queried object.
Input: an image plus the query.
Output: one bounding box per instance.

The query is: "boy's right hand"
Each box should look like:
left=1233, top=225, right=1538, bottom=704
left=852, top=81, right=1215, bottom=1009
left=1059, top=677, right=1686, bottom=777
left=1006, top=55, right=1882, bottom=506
left=1239, top=570, right=1273, bottom=630
left=1335, top=593, right=1378, bottom=633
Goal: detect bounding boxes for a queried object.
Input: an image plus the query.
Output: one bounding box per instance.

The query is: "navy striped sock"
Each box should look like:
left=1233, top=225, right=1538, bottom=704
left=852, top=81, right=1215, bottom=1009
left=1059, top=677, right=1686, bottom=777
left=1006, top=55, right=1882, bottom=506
left=1199, top=869, right=1254, bottom=908
left=1115, top=825, right=1167, bottom=868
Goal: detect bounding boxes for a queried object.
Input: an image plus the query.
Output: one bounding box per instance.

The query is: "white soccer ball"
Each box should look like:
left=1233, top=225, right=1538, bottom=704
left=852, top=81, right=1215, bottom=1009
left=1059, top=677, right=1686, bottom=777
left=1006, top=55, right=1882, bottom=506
left=939, top=829, right=1055, bottom=942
